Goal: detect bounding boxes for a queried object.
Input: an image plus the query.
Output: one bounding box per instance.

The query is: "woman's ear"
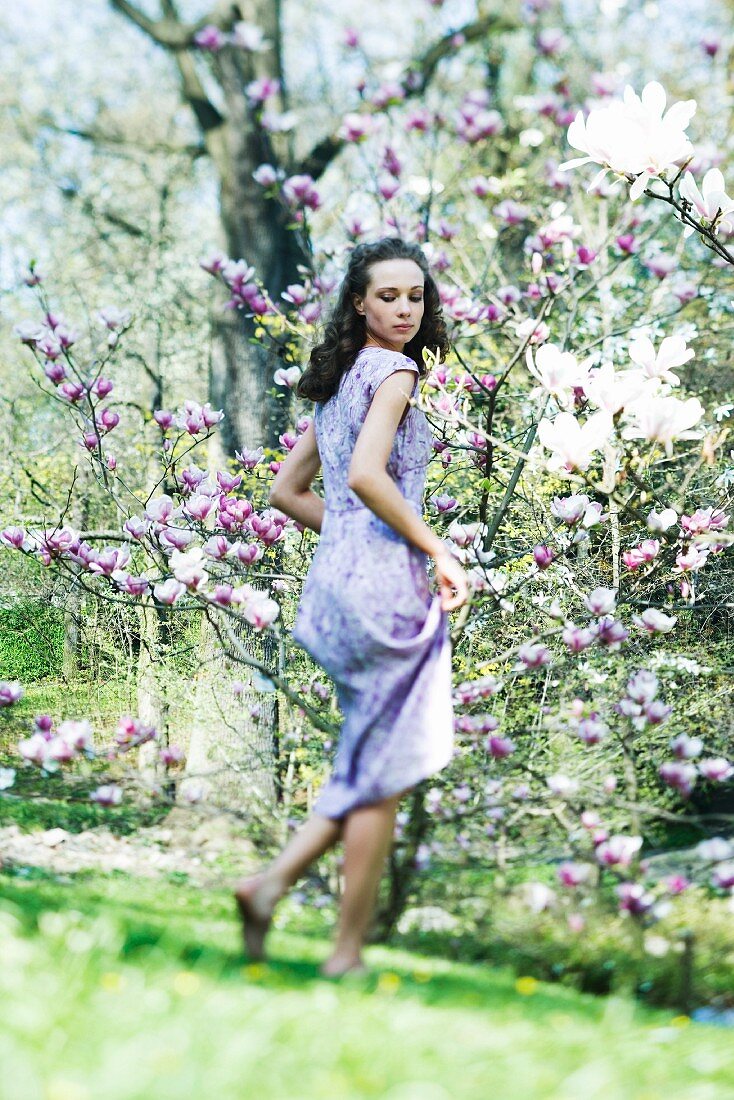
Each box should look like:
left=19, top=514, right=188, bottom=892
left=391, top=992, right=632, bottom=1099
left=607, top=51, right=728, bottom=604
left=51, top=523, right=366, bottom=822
left=352, top=295, right=364, bottom=316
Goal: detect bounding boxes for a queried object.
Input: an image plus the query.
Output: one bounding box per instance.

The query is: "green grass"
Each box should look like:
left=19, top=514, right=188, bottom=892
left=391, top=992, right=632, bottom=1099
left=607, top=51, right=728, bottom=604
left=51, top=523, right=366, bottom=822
left=2, top=869, right=734, bottom=1100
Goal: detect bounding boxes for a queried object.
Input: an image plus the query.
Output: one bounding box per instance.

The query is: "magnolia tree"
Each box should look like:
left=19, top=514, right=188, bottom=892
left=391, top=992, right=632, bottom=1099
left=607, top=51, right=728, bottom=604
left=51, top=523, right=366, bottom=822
left=2, top=60, right=734, bottom=942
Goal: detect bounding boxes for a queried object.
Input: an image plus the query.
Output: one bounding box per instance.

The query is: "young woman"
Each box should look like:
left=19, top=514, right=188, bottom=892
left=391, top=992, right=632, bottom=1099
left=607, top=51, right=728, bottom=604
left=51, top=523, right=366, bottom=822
left=234, top=236, right=469, bottom=977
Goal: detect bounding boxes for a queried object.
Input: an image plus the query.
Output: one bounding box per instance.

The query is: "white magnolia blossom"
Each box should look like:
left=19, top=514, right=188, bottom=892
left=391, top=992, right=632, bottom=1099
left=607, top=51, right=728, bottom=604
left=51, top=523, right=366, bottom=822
left=525, top=343, right=589, bottom=406
left=647, top=507, right=678, bottom=532
left=583, top=360, right=649, bottom=413
left=273, top=366, right=302, bottom=388
left=537, top=410, right=614, bottom=472
left=170, top=547, right=208, bottom=590
left=559, top=81, right=696, bottom=200
left=622, top=394, right=705, bottom=455
left=231, top=21, right=271, bottom=51
left=627, top=334, right=694, bottom=385
left=678, top=168, right=734, bottom=237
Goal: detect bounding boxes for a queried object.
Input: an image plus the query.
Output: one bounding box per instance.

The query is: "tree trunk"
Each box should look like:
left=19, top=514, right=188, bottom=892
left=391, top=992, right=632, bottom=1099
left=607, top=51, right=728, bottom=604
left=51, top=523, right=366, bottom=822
left=181, top=611, right=278, bottom=811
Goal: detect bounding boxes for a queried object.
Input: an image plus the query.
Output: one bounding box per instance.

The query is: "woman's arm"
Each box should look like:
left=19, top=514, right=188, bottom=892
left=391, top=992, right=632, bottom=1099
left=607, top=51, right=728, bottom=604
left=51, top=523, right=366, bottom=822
left=347, top=371, right=443, bottom=556
left=269, top=420, right=325, bottom=534
left=348, top=370, right=469, bottom=610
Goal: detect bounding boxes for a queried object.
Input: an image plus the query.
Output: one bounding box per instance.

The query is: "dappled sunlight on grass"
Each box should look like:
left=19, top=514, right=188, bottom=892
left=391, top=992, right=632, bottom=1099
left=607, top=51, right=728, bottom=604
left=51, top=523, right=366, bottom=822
left=2, top=869, right=734, bottom=1099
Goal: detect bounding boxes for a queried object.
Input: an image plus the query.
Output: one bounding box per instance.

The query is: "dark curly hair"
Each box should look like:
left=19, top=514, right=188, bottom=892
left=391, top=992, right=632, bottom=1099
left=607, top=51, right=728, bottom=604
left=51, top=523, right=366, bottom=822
left=296, top=236, right=451, bottom=404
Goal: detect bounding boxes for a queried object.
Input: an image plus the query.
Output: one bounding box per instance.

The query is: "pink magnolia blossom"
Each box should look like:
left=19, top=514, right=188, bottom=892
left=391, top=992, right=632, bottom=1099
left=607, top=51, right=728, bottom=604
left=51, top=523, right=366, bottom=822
left=536, top=27, right=568, bottom=55
left=659, top=761, right=697, bottom=796
left=90, top=785, right=123, bottom=806
left=160, top=745, right=185, bottom=766
left=699, top=34, right=721, bottom=58
left=115, top=716, right=156, bottom=749
left=563, top=624, right=596, bottom=652
left=44, top=361, right=67, bottom=383
left=557, top=862, right=590, bottom=887
left=698, top=758, right=734, bottom=782
left=662, top=874, right=690, bottom=895
left=92, top=377, right=114, bottom=398
left=240, top=590, right=280, bottom=631
left=577, top=715, right=607, bottom=744
left=643, top=252, right=678, bottom=279
left=97, top=305, right=131, bottom=331
left=681, top=507, right=729, bottom=534
left=516, top=641, right=551, bottom=670
left=678, top=168, right=734, bottom=236
left=98, top=408, right=120, bottom=433
left=494, top=199, right=531, bottom=224
left=236, top=447, right=264, bottom=469
left=1, top=527, right=26, bottom=549
left=486, top=735, right=516, bottom=759
left=533, top=544, right=554, bottom=569
left=58, top=381, right=85, bottom=403
left=282, top=174, right=321, bottom=210
left=711, top=863, right=734, bottom=891
left=193, top=24, right=227, bottom=50
left=113, top=573, right=149, bottom=597
left=551, top=493, right=589, bottom=525
left=245, top=77, right=280, bottom=103
left=18, top=732, right=54, bottom=767
left=670, top=733, right=703, bottom=760
left=584, top=587, right=617, bottom=616
left=123, top=517, right=148, bottom=541
left=616, top=882, right=654, bottom=915
left=616, top=233, right=638, bottom=254
left=153, top=409, right=175, bottom=430
left=339, top=113, right=374, bottom=143
left=0, top=682, right=23, bottom=706
left=596, top=835, right=642, bottom=867
left=145, top=495, right=176, bottom=524
left=153, top=579, right=186, bottom=605
left=274, top=366, right=302, bottom=387
left=632, top=608, right=677, bottom=633
left=583, top=360, right=648, bottom=414
left=675, top=545, right=709, bottom=573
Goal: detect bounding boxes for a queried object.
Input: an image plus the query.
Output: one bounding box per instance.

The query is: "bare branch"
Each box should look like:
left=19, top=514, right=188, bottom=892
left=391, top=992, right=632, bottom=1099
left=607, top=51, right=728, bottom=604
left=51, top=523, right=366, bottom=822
left=109, top=0, right=226, bottom=136
left=298, top=7, right=521, bottom=180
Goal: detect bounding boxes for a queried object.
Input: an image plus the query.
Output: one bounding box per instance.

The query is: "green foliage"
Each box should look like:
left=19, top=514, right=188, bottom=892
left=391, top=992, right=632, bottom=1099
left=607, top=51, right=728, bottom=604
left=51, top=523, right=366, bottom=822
left=0, top=600, right=64, bottom=681
left=396, top=873, right=734, bottom=1011
left=0, top=791, right=167, bottom=836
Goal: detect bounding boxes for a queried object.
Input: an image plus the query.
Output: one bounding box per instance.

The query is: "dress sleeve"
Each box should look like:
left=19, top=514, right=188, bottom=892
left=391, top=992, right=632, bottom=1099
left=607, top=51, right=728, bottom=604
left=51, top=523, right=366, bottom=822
left=364, top=350, right=419, bottom=404
left=347, top=349, right=420, bottom=438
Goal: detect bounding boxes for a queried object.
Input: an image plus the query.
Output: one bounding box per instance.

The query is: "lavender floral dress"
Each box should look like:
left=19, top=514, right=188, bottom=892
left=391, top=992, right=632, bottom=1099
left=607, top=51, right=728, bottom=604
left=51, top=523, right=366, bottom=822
left=291, top=345, right=455, bottom=819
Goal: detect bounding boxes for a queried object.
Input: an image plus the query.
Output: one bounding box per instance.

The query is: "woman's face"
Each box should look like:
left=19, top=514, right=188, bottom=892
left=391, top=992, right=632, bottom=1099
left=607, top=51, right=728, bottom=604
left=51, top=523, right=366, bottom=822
left=352, top=258, right=425, bottom=351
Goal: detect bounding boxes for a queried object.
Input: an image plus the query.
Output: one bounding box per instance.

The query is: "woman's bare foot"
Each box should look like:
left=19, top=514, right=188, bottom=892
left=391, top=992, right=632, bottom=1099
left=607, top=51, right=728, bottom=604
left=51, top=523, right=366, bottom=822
left=233, top=873, right=282, bottom=961
left=320, top=953, right=368, bottom=979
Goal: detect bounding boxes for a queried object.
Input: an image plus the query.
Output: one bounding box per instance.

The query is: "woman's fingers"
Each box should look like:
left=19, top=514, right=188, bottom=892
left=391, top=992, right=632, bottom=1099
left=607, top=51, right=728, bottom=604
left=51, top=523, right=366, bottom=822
left=438, top=566, right=469, bottom=610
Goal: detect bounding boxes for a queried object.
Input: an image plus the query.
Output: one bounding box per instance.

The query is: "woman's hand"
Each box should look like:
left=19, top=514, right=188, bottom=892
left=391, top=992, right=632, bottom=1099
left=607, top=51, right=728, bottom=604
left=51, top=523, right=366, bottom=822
left=433, top=548, right=470, bottom=611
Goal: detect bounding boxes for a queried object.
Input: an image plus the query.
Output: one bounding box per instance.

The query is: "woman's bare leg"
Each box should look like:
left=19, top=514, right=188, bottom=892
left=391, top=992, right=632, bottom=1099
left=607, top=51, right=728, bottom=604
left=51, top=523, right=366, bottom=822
left=321, top=792, right=401, bottom=977
left=235, top=813, right=343, bottom=960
